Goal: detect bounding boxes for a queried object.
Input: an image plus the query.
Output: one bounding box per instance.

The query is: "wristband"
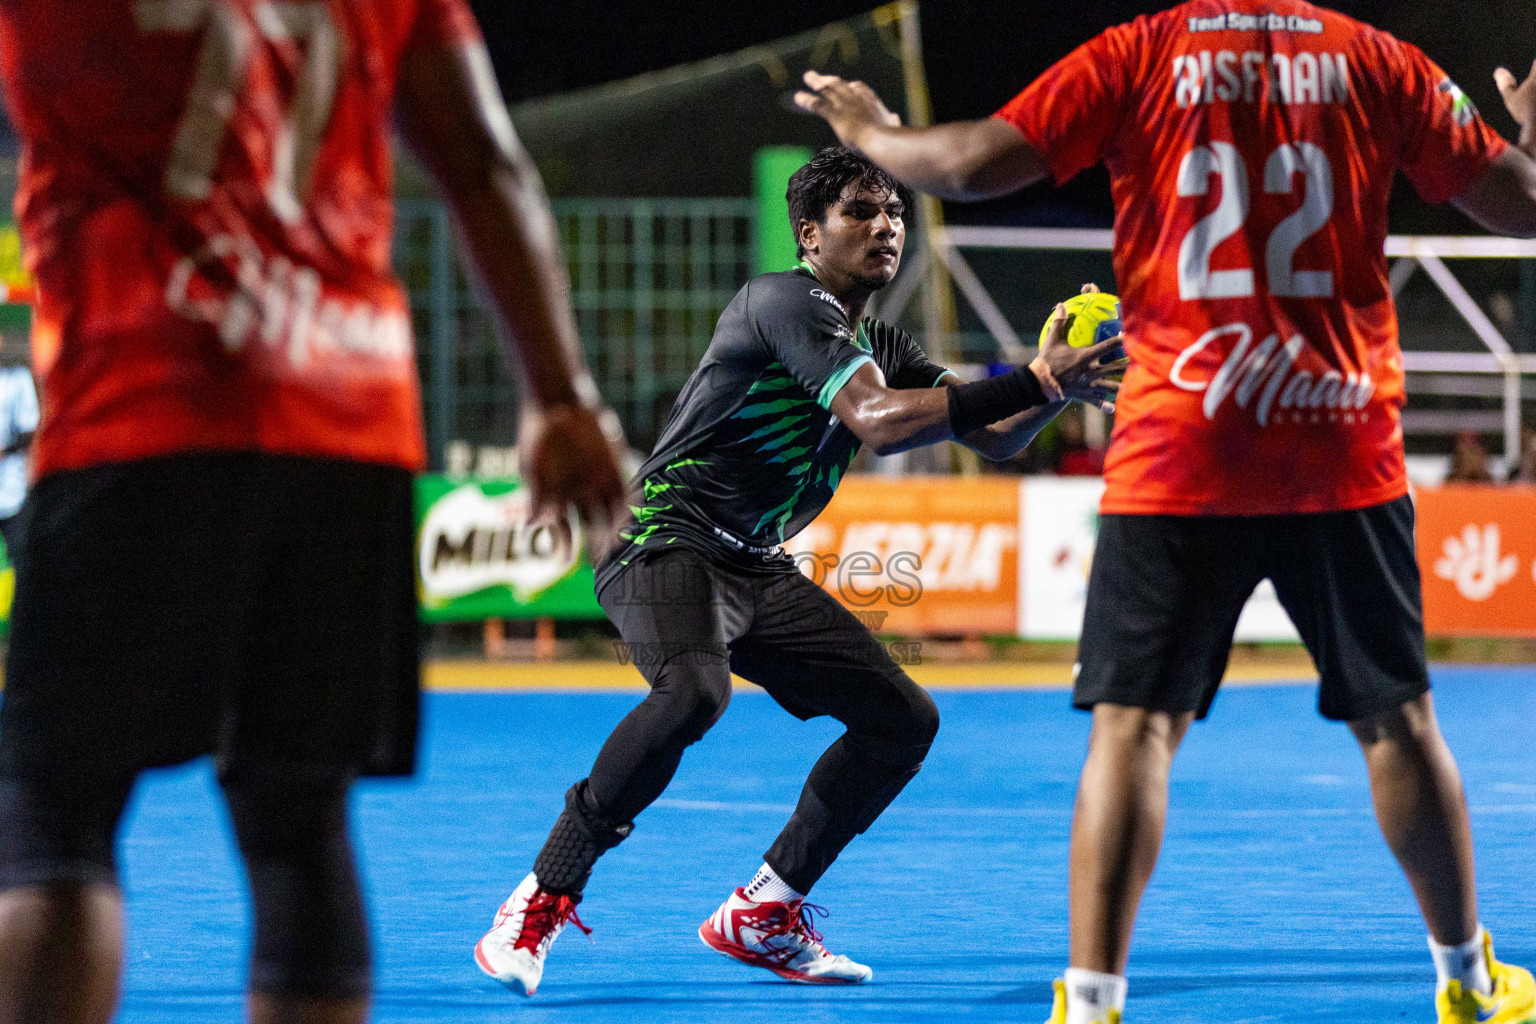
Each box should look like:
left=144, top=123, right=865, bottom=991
left=946, top=367, right=1049, bottom=437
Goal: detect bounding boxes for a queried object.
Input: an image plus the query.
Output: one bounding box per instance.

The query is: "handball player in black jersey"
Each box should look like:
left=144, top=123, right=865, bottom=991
left=473, top=147, right=1127, bottom=994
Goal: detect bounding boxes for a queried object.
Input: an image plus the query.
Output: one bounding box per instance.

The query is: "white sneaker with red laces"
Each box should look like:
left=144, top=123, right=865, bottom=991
left=698, top=887, right=872, bottom=984
left=474, top=872, right=590, bottom=996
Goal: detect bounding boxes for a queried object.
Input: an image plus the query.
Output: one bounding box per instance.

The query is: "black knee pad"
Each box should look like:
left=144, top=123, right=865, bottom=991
left=222, top=772, right=369, bottom=999
left=533, top=780, right=633, bottom=896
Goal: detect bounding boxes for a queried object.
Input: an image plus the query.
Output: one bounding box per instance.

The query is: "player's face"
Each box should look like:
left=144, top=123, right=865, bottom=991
left=815, top=182, right=905, bottom=289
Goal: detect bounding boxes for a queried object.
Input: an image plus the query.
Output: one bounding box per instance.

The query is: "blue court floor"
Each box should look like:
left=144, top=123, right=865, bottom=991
left=109, top=666, right=1535, bottom=1023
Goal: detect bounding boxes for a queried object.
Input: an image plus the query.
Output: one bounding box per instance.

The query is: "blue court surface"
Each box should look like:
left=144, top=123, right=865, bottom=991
left=108, top=666, right=1535, bottom=1023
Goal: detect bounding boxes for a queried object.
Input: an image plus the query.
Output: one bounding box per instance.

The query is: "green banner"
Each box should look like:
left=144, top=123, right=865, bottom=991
left=754, top=145, right=813, bottom=275
left=414, top=475, right=602, bottom=622
left=0, top=538, right=10, bottom=637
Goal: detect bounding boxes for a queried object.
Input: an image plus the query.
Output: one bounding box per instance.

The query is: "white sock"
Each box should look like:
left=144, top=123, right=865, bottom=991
left=1430, top=926, right=1492, bottom=996
left=1064, top=967, right=1128, bottom=1024
left=742, top=863, right=803, bottom=905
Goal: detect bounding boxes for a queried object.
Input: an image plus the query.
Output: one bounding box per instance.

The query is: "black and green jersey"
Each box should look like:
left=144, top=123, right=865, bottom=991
left=595, top=264, right=953, bottom=591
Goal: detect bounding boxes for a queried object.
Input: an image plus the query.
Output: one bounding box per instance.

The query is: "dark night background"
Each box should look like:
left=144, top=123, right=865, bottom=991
left=469, top=0, right=1536, bottom=232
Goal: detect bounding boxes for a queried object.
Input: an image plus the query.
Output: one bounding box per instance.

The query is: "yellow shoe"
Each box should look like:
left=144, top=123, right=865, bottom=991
left=1044, top=977, right=1123, bottom=1024
left=1437, top=931, right=1536, bottom=1024
left=1045, top=979, right=1066, bottom=1024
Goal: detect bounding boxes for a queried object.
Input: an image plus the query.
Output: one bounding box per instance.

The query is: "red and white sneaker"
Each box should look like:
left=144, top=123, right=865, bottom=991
left=698, top=887, right=872, bottom=984
left=474, top=872, right=590, bottom=996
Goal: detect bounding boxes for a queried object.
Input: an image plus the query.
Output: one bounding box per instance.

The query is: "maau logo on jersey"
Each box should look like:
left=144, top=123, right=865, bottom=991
left=810, top=288, right=848, bottom=316
left=1437, top=78, right=1478, bottom=127
left=1169, top=322, right=1376, bottom=427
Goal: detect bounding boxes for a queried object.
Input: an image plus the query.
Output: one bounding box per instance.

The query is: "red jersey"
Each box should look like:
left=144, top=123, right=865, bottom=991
left=0, top=0, right=481, bottom=477
left=996, top=0, right=1508, bottom=515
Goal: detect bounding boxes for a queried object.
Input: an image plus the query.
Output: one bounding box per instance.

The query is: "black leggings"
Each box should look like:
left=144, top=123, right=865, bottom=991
left=0, top=768, right=369, bottom=999
left=536, top=548, right=938, bottom=896
left=224, top=771, right=370, bottom=998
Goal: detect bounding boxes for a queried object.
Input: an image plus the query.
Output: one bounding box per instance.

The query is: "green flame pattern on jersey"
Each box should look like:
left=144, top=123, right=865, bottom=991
left=614, top=343, right=863, bottom=556
left=597, top=267, right=953, bottom=588
left=733, top=335, right=866, bottom=541
left=619, top=456, right=712, bottom=549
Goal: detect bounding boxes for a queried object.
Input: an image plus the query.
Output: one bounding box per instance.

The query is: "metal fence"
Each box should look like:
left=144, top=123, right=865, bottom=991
left=396, top=197, right=755, bottom=467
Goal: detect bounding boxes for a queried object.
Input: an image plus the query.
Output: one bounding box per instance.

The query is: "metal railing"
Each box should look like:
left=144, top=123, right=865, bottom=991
left=397, top=201, right=1536, bottom=470
left=919, top=226, right=1536, bottom=460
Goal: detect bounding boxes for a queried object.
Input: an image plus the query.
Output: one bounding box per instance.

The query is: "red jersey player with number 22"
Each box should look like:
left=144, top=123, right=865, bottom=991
left=798, top=1, right=1536, bottom=1022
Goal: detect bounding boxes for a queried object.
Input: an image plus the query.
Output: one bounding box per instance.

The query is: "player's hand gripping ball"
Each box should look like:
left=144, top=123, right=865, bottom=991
left=1039, top=290, right=1123, bottom=349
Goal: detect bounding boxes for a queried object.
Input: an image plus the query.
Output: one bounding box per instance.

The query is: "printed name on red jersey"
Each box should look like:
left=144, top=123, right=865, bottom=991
left=1187, top=13, right=1324, bottom=34
left=1172, top=50, right=1349, bottom=108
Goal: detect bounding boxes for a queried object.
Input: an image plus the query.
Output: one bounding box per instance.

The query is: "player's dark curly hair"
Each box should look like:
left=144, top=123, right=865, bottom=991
left=786, top=146, right=913, bottom=259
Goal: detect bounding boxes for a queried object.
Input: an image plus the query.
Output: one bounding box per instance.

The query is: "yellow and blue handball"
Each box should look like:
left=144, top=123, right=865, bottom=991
left=1040, top=291, right=1122, bottom=349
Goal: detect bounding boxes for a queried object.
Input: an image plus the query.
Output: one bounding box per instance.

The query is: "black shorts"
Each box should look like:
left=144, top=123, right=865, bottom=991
left=0, top=452, right=420, bottom=794
left=1074, top=495, right=1429, bottom=722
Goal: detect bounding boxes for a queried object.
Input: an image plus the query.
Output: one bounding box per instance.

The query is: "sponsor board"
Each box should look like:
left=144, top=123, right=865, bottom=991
left=0, top=539, right=10, bottom=635
left=1417, top=486, right=1536, bottom=637
left=414, top=475, right=601, bottom=621
left=403, top=475, right=1533, bottom=639
left=783, top=476, right=1020, bottom=635
left=1017, top=477, right=1300, bottom=642
left=0, top=223, right=35, bottom=308
left=1018, top=478, right=1100, bottom=640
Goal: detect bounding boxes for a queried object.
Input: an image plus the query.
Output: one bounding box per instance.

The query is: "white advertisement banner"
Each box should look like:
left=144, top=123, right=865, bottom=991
left=1017, top=478, right=1300, bottom=643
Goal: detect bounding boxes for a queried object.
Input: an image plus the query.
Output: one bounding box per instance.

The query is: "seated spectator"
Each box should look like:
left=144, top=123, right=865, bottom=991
left=1445, top=430, right=1495, bottom=484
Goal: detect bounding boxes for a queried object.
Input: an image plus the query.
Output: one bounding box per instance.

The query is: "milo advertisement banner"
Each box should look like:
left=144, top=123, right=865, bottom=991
left=414, top=475, right=602, bottom=621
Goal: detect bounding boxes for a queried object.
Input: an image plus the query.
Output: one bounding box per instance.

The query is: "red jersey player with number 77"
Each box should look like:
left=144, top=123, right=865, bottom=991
left=0, top=2, right=628, bottom=1024
left=797, top=2, right=1536, bottom=1023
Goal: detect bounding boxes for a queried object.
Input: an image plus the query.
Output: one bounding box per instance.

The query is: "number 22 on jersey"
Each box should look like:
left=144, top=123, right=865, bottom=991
left=134, top=0, right=342, bottom=225
left=1177, top=140, right=1336, bottom=300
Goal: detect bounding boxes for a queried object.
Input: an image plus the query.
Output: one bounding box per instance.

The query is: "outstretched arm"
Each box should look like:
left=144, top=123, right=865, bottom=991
left=957, top=401, right=1071, bottom=462
left=793, top=72, right=1048, bottom=201
left=829, top=305, right=1124, bottom=458
left=394, top=39, right=628, bottom=539
left=1453, top=59, right=1536, bottom=238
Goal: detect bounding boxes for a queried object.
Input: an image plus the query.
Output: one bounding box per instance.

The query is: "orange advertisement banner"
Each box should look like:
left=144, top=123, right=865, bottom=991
left=784, top=476, right=1019, bottom=636
left=1417, top=485, right=1536, bottom=638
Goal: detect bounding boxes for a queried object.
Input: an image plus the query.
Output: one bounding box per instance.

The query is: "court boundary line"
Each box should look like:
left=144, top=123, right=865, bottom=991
left=422, top=660, right=1319, bottom=692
